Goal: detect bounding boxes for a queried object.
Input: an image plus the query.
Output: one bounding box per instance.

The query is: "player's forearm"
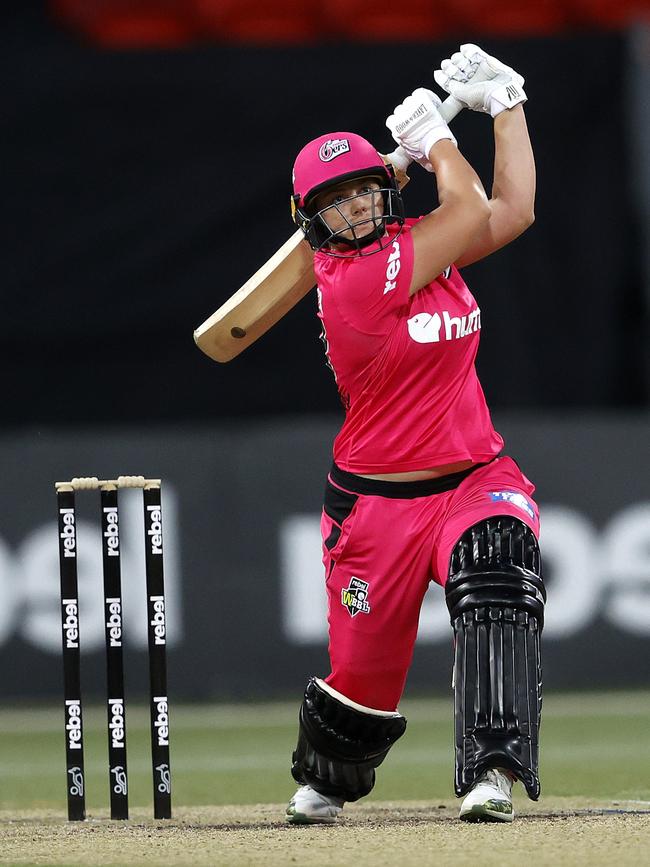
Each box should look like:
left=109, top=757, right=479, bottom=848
left=490, top=105, right=536, bottom=228
left=429, top=141, right=490, bottom=227
left=407, top=141, right=490, bottom=291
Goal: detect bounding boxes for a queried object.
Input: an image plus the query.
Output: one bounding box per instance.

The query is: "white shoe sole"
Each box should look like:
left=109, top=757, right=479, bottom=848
left=459, top=801, right=514, bottom=823
left=286, top=808, right=338, bottom=825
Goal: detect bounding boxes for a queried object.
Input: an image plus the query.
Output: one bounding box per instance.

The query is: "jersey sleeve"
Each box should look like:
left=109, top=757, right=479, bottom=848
left=328, top=227, right=414, bottom=337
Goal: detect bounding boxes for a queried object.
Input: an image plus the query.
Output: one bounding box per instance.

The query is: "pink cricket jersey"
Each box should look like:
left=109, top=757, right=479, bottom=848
left=314, top=218, right=504, bottom=473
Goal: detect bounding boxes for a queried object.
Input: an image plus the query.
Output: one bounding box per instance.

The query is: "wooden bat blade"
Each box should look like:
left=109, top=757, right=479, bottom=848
left=193, top=163, right=406, bottom=364
left=193, top=229, right=315, bottom=362
left=193, top=96, right=464, bottom=363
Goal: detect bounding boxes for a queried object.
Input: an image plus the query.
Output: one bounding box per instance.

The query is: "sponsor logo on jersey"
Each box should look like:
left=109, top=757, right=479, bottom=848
left=489, top=491, right=535, bottom=520
left=407, top=306, right=481, bottom=344
left=383, top=240, right=401, bottom=294
left=341, top=577, right=371, bottom=617
left=318, top=139, right=350, bottom=162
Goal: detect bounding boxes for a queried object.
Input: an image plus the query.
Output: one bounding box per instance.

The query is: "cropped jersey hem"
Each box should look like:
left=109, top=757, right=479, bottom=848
left=328, top=460, right=492, bottom=498
left=332, top=448, right=503, bottom=476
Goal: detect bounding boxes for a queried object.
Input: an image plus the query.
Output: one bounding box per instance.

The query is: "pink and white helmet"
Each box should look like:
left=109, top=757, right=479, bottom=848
left=291, top=132, right=404, bottom=254
left=292, top=132, right=389, bottom=208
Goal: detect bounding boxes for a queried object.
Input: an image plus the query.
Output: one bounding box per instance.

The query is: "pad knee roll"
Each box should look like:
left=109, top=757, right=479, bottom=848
left=291, top=678, right=406, bottom=801
left=446, top=517, right=545, bottom=800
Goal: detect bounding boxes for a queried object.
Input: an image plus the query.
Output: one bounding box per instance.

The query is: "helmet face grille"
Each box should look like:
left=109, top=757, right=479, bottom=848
left=291, top=132, right=406, bottom=256
left=306, top=183, right=405, bottom=256
left=293, top=173, right=405, bottom=256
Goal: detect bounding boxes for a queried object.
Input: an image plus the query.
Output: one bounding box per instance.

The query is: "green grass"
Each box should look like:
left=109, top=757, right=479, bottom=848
left=1, top=691, right=649, bottom=813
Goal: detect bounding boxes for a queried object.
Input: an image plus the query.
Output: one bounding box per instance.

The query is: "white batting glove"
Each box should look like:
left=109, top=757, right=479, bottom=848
left=434, top=44, right=526, bottom=118
left=386, top=88, right=457, bottom=171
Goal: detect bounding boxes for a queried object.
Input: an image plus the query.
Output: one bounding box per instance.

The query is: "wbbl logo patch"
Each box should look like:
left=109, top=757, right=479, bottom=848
left=341, top=577, right=371, bottom=617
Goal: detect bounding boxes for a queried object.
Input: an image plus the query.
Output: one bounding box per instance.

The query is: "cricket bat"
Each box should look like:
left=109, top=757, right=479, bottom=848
left=194, top=96, right=463, bottom=363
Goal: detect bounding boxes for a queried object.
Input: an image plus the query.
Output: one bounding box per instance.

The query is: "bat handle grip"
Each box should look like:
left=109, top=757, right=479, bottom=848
left=386, top=94, right=465, bottom=173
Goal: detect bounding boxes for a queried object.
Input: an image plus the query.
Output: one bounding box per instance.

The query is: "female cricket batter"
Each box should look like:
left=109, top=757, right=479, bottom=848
left=286, top=45, right=546, bottom=824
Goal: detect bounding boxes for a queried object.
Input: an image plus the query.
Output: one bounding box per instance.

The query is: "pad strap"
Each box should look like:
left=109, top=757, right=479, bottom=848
left=291, top=677, right=406, bottom=801
left=446, top=517, right=545, bottom=800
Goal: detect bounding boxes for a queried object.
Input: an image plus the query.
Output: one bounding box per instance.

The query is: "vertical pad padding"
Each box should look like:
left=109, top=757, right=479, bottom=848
left=291, top=678, right=407, bottom=801
left=446, top=517, right=546, bottom=800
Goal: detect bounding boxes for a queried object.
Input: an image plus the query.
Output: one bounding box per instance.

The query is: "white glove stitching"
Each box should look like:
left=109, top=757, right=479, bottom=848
left=386, top=88, right=457, bottom=170
left=434, top=44, right=526, bottom=118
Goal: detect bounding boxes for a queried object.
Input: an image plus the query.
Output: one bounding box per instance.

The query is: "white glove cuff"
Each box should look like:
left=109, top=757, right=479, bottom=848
left=489, top=84, right=527, bottom=118
left=421, top=126, right=457, bottom=159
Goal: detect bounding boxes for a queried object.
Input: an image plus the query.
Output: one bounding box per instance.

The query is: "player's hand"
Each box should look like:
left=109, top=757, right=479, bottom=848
left=386, top=88, right=457, bottom=172
left=434, top=44, right=527, bottom=118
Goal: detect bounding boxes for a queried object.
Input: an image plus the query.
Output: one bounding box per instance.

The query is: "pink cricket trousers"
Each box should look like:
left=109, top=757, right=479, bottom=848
left=320, top=456, right=540, bottom=711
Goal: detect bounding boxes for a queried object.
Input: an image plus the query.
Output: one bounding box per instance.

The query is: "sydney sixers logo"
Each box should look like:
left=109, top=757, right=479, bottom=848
left=318, top=139, right=350, bottom=162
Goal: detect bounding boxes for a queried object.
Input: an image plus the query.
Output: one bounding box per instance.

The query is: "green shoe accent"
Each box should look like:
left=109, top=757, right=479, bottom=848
left=460, top=800, right=514, bottom=823
left=286, top=807, right=337, bottom=825
left=286, top=809, right=311, bottom=825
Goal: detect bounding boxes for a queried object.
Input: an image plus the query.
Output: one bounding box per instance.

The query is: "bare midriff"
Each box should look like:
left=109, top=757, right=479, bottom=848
left=358, top=459, right=477, bottom=483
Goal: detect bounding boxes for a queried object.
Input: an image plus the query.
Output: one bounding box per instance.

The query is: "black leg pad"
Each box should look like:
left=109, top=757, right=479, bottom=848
left=291, top=678, right=407, bottom=801
left=446, top=517, right=546, bottom=800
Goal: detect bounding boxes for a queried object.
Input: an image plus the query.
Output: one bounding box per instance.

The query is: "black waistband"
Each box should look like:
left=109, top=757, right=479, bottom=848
left=328, top=461, right=488, bottom=499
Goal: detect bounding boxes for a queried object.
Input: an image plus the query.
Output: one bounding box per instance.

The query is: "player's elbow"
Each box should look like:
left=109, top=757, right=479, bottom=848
left=511, top=207, right=535, bottom=239
left=520, top=207, right=535, bottom=230
left=501, top=200, right=535, bottom=242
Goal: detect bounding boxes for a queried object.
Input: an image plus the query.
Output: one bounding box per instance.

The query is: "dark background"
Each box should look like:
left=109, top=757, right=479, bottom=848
left=4, top=3, right=648, bottom=428
left=1, top=3, right=649, bottom=701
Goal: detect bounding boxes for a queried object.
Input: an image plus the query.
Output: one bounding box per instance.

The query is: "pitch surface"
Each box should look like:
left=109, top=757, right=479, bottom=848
left=1, top=692, right=649, bottom=864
